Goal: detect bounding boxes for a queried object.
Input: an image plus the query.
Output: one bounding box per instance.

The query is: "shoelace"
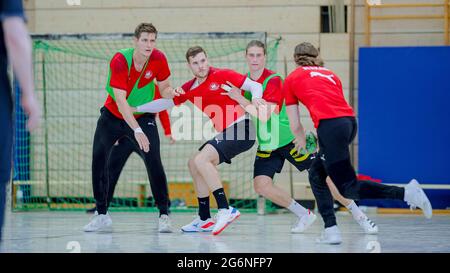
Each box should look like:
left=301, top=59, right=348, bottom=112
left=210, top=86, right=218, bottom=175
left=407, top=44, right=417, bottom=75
left=359, top=217, right=376, bottom=228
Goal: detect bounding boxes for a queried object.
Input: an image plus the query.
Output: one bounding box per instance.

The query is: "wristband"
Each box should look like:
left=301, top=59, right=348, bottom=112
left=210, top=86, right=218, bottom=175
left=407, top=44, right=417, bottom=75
left=134, top=127, right=144, bottom=134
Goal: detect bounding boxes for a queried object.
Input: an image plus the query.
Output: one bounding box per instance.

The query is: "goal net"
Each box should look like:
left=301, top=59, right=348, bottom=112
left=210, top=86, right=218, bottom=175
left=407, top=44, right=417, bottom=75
left=12, top=32, right=281, bottom=213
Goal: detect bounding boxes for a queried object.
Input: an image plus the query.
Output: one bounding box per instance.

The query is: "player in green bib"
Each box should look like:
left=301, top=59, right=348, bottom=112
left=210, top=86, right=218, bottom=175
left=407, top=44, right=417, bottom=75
left=224, top=40, right=378, bottom=234
left=84, top=23, right=182, bottom=233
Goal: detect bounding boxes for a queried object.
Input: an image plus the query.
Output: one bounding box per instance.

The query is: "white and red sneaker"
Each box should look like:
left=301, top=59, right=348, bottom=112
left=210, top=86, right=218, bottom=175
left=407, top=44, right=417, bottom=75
left=212, top=206, right=241, bottom=236
left=291, top=210, right=317, bottom=233
left=181, top=216, right=215, bottom=232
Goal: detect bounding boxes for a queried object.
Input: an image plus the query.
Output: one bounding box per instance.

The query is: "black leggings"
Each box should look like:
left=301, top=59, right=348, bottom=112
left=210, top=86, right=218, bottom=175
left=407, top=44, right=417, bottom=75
left=92, top=108, right=169, bottom=215
left=308, top=117, right=405, bottom=228
left=106, top=137, right=171, bottom=210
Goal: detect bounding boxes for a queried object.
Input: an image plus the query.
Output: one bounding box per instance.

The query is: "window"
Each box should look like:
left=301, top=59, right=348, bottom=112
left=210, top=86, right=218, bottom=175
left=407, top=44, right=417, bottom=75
left=320, top=5, right=348, bottom=33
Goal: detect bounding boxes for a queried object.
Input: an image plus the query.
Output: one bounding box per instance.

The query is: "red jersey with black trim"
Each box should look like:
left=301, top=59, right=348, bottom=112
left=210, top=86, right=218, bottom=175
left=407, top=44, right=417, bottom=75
left=283, top=66, right=355, bottom=128
left=253, top=68, right=283, bottom=114
left=104, top=48, right=171, bottom=119
left=173, top=67, right=247, bottom=132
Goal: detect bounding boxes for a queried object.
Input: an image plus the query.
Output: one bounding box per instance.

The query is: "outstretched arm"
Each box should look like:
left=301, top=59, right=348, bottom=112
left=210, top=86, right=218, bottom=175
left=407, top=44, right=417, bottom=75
left=222, top=79, right=273, bottom=122
left=222, top=83, right=275, bottom=122
left=158, top=78, right=185, bottom=99
left=133, top=98, right=175, bottom=113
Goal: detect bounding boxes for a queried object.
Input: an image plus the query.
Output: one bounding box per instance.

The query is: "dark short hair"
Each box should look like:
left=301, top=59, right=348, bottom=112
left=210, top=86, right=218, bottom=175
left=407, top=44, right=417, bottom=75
left=246, top=40, right=266, bottom=55
left=185, top=46, right=207, bottom=62
left=134, top=23, right=158, bottom=39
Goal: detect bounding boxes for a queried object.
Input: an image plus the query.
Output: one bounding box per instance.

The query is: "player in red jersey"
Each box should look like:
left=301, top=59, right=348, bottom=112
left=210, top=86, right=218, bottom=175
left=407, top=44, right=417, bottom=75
left=134, top=46, right=267, bottom=235
left=85, top=85, right=174, bottom=214
left=84, top=23, right=181, bottom=233
left=224, top=40, right=379, bottom=235
left=284, top=42, right=433, bottom=244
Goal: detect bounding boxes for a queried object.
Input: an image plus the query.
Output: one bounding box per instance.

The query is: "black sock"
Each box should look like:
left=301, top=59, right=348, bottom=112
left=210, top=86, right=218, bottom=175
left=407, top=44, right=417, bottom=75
left=212, top=188, right=229, bottom=209
left=198, top=196, right=211, bottom=220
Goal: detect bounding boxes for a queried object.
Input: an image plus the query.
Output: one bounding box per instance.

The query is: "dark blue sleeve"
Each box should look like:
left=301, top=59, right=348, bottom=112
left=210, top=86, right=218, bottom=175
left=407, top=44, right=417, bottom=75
left=0, top=0, right=25, bottom=22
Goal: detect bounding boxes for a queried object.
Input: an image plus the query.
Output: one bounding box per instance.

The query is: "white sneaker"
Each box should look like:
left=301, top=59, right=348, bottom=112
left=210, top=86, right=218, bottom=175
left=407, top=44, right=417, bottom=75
left=316, top=225, right=342, bottom=245
left=212, top=206, right=241, bottom=236
left=291, top=210, right=317, bottom=233
left=404, top=179, right=433, bottom=219
left=158, top=214, right=173, bottom=233
left=356, top=216, right=379, bottom=234
left=83, top=211, right=112, bottom=232
left=181, top=216, right=215, bottom=232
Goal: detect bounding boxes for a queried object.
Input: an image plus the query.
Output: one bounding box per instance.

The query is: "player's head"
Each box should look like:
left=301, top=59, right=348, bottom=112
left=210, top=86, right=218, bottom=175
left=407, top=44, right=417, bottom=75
left=133, top=23, right=158, bottom=58
left=245, top=40, right=266, bottom=72
left=293, top=42, right=324, bottom=67
left=186, top=46, right=209, bottom=79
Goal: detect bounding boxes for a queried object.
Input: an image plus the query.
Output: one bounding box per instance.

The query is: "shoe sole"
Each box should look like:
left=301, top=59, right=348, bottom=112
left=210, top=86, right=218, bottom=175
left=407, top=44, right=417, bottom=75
left=159, top=229, right=173, bottom=233
left=365, top=229, right=379, bottom=235
left=181, top=229, right=212, bottom=233
left=316, top=238, right=342, bottom=245
left=83, top=225, right=112, bottom=233
left=421, top=195, right=433, bottom=219
left=212, top=213, right=241, bottom=236
left=317, top=240, right=342, bottom=245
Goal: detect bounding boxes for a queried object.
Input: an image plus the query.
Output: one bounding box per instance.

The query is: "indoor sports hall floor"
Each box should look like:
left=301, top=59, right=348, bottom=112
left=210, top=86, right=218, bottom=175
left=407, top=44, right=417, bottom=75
left=1, top=211, right=449, bottom=253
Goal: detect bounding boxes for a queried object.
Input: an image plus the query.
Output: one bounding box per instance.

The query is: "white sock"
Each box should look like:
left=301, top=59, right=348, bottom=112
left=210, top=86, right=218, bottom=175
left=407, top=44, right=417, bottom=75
left=287, top=200, right=308, bottom=218
left=346, top=200, right=365, bottom=221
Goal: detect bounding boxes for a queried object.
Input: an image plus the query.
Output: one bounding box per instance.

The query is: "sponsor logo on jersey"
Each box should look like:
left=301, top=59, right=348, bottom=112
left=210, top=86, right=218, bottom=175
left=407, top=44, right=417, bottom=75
left=145, top=70, right=153, bottom=79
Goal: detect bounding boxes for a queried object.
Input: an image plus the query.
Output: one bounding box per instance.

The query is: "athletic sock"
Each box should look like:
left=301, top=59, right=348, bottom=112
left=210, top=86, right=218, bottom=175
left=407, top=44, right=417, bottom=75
left=212, top=188, right=229, bottom=210
left=198, top=196, right=211, bottom=221
left=346, top=200, right=365, bottom=220
left=287, top=199, right=308, bottom=218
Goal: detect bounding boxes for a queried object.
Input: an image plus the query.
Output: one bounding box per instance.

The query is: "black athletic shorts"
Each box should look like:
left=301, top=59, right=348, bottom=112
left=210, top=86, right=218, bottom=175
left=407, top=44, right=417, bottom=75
left=253, top=141, right=317, bottom=179
left=199, top=118, right=256, bottom=164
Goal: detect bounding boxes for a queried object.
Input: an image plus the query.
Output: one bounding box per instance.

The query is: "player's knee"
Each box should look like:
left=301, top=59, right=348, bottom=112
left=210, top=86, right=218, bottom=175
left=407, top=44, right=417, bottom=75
left=193, top=153, right=207, bottom=170
left=188, top=157, right=197, bottom=171
left=338, top=181, right=360, bottom=200
left=253, top=179, right=271, bottom=196
left=308, top=168, right=324, bottom=186
left=194, top=151, right=215, bottom=168
left=326, top=160, right=359, bottom=199
left=92, top=153, right=107, bottom=168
